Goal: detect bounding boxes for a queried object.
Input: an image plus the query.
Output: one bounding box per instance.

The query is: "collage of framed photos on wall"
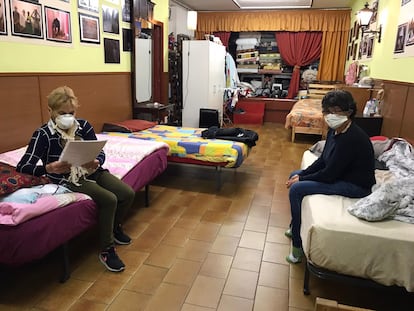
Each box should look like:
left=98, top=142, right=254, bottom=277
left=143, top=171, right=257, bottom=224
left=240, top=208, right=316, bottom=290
left=0, top=0, right=134, bottom=64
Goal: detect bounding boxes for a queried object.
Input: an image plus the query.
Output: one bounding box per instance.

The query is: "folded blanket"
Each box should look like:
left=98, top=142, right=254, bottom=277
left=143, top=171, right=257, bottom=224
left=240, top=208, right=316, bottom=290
left=0, top=192, right=91, bottom=225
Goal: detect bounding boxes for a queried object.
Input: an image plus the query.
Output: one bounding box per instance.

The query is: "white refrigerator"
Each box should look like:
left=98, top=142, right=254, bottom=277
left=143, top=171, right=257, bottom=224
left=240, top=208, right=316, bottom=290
left=182, top=40, right=226, bottom=128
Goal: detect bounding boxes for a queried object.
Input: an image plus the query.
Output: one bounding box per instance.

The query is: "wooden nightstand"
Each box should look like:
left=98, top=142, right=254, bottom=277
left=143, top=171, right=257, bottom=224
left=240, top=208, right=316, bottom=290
left=354, top=115, right=383, bottom=137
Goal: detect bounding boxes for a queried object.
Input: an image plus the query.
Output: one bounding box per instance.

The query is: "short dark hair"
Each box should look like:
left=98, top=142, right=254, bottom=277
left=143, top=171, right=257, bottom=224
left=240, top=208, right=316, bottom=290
left=322, top=90, right=357, bottom=118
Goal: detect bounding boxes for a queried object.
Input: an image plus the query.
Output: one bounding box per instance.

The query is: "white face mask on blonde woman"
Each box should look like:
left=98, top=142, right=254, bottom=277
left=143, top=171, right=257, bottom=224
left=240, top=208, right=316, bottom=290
left=55, top=114, right=75, bottom=130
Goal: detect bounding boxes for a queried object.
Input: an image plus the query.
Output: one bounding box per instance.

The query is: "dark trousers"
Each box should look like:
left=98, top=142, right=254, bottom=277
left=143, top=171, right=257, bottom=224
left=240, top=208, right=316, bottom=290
left=66, top=169, right=135, bottom=250
left=288, top=169, right=371, bottom=249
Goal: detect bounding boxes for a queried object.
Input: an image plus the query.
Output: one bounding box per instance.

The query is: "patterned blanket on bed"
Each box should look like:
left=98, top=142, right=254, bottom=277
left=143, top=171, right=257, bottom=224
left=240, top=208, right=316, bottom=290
left=285, top=98, right=324, bottom=129
left=103, top=125, right=250, bottom=168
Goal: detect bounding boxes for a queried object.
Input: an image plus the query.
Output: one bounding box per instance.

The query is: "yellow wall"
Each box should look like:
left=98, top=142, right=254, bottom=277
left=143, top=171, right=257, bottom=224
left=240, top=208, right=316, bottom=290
left=349, top=0, right=414, bottom=83
left=0, top=0, right=169, bottom=73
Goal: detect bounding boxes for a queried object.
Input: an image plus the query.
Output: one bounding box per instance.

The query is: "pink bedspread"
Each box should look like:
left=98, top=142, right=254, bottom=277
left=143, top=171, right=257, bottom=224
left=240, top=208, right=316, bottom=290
left=285, top=98, right=324, bottom=129
left=0, top=193, right=90, bottom=225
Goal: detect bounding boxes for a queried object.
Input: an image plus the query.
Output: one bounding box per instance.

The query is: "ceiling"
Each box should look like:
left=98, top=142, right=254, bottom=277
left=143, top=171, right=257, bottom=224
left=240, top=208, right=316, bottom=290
left=172, top=0, right=353, bottom=11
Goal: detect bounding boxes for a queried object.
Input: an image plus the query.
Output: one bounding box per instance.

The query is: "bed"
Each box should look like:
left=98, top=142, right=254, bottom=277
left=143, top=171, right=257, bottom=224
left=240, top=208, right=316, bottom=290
left=285, top=98, right=327, bottom=142
left=299, top=138, right=414, bottom=294
left=0, top=135, right=169, bottom=281
left=102, top=121, right=254, bottom=189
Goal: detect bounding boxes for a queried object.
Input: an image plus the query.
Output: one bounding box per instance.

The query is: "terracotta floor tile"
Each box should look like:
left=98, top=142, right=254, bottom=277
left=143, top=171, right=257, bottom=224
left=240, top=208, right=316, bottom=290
left=174, top=217, right=201, bottom=230
left=217, top=295, right=254, bottom=311
left=199, top=253, right=233, bottom=279
left=244, top=215, right=268, bottom=233
left=124, top=264, right=168, bottom=295
left=253, top=286, right=289, bottom=311
left=232, top=247, right=263, bottom=272
left=81, top=273, right=128, bottom=304
left=263, top=242, right=291, bottom=264
left=218, top=221, right=245, bottom=238
left=164, top=259, right=202, bottom=286
left=223, top=268, right=259, bottom=299
left=269, top=211, right=291, bottom=228
left=68, top=298, right=107, bottom=311
left=258, top=262, right=289, bottom=290
left=162, top=227, right=193, bottom=247
left=185, top=275, right=226, bottom=309
left=177, top=239, right=212, bottom=262
left=209, top=235, right=239, bottom=256
left=35, top=279, right=92, bottom=310
left=145, top=283, right=189, bottom=311
left=239, top=230, right=266, bottom=250
left=190, top=222, right=221, bottom=242
left=106, top=290, right=151, bottom=311
left=181, top=303, right=215, bottom=310
left=266, top=226, right=290, bottom=244
left=144, top=243, right=182, bottom=268
left=288, top=277, right=315, bottom=310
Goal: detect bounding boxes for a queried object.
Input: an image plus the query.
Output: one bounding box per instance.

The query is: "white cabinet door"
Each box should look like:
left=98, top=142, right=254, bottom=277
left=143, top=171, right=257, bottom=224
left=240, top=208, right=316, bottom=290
left=135, top=38, right=152, bottom=103
left=182, top=40, right=225, bottom=128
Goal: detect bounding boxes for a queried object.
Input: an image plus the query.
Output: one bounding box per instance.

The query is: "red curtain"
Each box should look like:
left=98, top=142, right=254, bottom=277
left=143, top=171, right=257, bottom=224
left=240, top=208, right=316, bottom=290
left=275, top=32, right=322, bottom=99
left=213, top=32, right=231, bottom=48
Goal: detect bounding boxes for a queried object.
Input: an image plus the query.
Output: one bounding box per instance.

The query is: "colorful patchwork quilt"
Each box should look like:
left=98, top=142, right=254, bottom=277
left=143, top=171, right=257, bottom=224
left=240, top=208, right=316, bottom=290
left=104, top=125, right=250, bottom=168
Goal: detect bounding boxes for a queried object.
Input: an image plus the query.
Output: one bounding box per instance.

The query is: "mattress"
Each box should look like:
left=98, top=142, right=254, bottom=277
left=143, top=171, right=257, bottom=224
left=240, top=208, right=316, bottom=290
left=105, top=125, right=250, bottom=168
left=0, top=141, right=169, bottom=266
left=285, top=98, right=324, bottom=129
left=300, top=150, right=414, bottom=292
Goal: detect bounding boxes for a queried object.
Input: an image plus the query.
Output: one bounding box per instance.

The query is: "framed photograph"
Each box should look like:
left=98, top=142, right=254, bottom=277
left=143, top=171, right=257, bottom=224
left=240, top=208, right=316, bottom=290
left=102, top=5, right=119, bottom=34
left=394, top=23, right=407, bottom=53
left=78, top=0, right=98, bottom=13
left=367, top=36, right=374, bottom=58
left=104, top=38, right=120, bottom=63
left=122, top=28, right=132, bottom=51
left=79, top=13, right=100, bottom=44
left=0, top=0, right=6, bottom=35
left=10, top=0, right=43, bottom=39
left=349, top=27, right=353, bottom=43
left=45, top=6, right=71, bottom=43
left=406, top=19, right=414, bottom=46
left=352, top=42, right=357, bottom=60
left=121, top=0, right=131, bottom=22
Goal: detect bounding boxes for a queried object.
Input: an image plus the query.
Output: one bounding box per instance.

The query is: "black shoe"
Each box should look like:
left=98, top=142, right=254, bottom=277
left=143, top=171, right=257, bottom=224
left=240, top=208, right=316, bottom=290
left=99, top=247, right=125, bottom=272
left=114, top=225, right=131, bottom=245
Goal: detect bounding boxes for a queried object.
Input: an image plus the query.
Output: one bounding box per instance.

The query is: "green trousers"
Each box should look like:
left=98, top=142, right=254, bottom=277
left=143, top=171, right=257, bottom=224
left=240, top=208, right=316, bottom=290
left=66, top=169, right=135, bottom=250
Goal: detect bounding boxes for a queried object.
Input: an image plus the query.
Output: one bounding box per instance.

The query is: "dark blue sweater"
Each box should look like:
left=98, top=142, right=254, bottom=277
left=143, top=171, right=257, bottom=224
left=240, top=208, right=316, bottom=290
left=299, top=122, right=376, bottom=190
left=16, top=119, right=105, bottom=184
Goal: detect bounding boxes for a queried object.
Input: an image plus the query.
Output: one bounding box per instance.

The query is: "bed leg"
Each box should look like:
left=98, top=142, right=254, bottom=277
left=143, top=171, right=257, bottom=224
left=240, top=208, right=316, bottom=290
left=291, top=128, right=295, bottom=143
left=216, top=166, right=222, bottom=191
left=60, top=243, right=71, bottom=283
left=144, top=185, right=149, bottom=207
left=303, top=261, right=311, bottom=295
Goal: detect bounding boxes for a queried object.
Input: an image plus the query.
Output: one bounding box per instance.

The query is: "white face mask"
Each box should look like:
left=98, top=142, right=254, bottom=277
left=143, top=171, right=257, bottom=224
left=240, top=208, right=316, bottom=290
left=324, top=114, right=348, bottom=129
left=55, top=114, right=75, bottom=130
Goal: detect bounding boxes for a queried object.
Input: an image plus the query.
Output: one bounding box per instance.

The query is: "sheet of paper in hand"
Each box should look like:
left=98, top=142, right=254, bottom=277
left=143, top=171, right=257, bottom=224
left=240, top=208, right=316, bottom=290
left=59, top=140, right=107, bottom=166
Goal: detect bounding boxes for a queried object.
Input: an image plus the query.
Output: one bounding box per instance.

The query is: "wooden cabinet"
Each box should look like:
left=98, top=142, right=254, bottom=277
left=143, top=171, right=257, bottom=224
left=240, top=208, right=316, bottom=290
left=354, top=115, right=383, bottom=137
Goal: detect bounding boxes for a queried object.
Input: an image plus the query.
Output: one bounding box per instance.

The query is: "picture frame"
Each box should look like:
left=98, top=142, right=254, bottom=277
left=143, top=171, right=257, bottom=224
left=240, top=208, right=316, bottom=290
left=79, top=13, right=100, bottom=44
left=102, top=5, right=119, bottom=34
left=122, top=28, right=132, bottom=51
left=78, top=0, right=98, bottom=13
left=104, top=38, right=120, bottom=63
left=394, top=22, right=407, bottom=53
left=121, top=0, right=131, bottom=22
left=0, top=0, right=6, bottom=35
left=366, top=36, right=374, bottom=58
left=10, top=0, right=43, bottom=39
left=45, top=6, right=71, bottom=43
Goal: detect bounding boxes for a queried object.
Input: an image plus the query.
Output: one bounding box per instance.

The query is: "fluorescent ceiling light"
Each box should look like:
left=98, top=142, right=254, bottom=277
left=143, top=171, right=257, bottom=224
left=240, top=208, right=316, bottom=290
left=232, top=0, right=312, bottom=9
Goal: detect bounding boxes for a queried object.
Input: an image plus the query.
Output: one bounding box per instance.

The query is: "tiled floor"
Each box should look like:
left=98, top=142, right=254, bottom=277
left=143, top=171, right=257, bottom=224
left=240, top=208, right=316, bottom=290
left=1, top=123, right=413, bottom=311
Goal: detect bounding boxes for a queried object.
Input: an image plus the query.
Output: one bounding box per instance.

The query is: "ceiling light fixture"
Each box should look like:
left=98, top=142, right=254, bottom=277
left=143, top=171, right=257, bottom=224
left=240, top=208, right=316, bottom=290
left=357, top=2, right=382, bottom=43
left=232, top=0, right=312, bottom=10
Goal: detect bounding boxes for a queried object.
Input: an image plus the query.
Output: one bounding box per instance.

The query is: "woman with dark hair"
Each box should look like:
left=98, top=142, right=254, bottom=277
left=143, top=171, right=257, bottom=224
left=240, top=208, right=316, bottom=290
left=285, top=90, right=376, bottom=264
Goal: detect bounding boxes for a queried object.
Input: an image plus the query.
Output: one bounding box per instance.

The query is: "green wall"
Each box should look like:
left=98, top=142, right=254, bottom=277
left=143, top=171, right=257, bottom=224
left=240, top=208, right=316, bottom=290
left=0, top=0, right=169, bottom=73
left=349, top=0, right=414, bottom=83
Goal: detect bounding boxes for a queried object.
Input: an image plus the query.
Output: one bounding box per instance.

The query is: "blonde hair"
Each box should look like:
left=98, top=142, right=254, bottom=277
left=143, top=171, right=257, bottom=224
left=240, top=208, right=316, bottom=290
left=47, top=86, right=80, bottom=111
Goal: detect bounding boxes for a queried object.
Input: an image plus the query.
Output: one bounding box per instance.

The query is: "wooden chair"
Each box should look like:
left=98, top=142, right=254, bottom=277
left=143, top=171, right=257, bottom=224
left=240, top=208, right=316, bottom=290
left=307, top=83, right=338, bottom=99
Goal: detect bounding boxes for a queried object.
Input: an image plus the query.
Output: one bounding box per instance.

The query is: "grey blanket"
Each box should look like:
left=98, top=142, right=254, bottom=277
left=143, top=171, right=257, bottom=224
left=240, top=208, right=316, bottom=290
left=348, top=139, right=414, bottom=223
